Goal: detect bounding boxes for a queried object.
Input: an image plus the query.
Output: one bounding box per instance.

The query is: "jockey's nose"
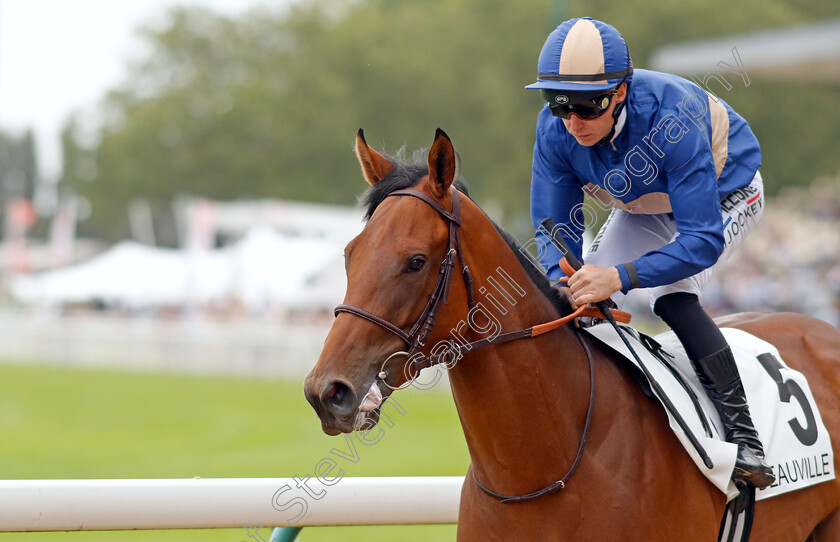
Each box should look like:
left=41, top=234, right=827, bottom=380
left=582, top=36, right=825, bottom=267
left=567, top=113, right=587, bottom=129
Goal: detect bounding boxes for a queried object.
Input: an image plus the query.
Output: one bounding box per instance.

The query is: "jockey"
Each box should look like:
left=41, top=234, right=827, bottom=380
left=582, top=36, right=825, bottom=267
left=527, top=17, right=774, bottom=489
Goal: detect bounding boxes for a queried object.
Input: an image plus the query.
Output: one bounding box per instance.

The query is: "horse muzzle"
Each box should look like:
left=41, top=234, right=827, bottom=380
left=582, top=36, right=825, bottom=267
left=304, top=373, right=389, bottom=435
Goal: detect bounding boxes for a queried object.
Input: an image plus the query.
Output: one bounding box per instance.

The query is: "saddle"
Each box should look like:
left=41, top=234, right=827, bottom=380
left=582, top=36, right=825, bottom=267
left=582, top=321, right=835, bottom=501
left=580, top=321, right=836, bottom=541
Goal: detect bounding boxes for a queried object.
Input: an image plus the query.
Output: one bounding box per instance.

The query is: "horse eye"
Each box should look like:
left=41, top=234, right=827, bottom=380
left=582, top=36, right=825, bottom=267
left=405, top=256, right=427, bottom=273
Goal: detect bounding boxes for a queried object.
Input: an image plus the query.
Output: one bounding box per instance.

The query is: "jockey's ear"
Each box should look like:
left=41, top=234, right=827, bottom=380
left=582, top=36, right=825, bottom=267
left=355, top=129, right=394, bottom=185
left=614, top=83, right=628, bottom=104
left=427, top=128, right=458, bottom=199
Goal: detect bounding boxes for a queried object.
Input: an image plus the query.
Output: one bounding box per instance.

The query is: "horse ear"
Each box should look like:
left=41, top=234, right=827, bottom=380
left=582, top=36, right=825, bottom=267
left=427, top=128, right=457, bottom=199
left=355, top=129, right=394, bottom=185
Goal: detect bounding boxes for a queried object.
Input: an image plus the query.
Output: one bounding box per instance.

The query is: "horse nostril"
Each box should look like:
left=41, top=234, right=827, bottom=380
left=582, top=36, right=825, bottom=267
left=322, top=381, right=356, bottom=414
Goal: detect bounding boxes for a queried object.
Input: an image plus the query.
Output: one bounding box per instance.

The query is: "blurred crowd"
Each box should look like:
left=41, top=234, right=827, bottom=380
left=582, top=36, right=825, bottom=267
left=703, top=175, right=840, bottom=327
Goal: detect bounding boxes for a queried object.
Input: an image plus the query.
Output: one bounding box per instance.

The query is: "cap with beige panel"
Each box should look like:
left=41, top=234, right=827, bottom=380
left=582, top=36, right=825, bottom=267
left=526, top=17, right=633, bottom=92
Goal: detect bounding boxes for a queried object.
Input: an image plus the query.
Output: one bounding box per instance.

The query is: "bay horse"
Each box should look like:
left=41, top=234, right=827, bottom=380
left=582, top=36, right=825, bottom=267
left=304, top=128, right=840, bottom=541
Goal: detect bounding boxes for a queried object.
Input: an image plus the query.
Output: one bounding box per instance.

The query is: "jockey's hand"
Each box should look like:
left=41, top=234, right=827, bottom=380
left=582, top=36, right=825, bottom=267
left=558, top=264, right=622, bottom=308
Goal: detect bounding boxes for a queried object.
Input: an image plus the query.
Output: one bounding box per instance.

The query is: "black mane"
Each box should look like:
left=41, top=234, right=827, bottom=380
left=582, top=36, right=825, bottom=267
left=359, top=148, right=573, bottom=317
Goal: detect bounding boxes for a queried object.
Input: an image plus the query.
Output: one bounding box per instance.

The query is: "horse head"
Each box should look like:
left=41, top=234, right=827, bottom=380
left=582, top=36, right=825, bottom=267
left=304, top=128, right=473, bottom=435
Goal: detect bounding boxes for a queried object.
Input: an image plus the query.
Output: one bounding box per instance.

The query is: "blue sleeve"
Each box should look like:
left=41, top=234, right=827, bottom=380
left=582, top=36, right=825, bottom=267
left=529, top=111, right=585, bottom=282
left=628, top=124, right=725, bottom=288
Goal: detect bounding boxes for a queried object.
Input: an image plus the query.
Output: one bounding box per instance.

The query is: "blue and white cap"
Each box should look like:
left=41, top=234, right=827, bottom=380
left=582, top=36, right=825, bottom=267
left=525, top=17, right=633, bottom=92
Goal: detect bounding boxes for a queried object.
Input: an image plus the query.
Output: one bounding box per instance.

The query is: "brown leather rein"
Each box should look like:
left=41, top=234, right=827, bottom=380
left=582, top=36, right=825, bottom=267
left=333, top=185, right=626, bottom=504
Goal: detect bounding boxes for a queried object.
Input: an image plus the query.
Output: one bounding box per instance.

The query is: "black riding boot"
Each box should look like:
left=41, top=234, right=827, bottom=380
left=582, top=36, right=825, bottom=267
left=693, top=346, right=775, bottom=489
left=654, top=292, right=775, bottom=489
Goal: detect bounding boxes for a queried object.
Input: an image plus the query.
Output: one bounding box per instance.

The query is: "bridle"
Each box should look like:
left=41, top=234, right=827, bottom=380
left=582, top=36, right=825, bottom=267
left=332, top=184, right=628, bottom=504
left=335, top=186, right=476, bottom=389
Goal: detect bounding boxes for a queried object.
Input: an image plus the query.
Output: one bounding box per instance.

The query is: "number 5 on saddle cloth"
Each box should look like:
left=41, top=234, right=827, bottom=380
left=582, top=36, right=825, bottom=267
left=584, top=322, right=835, bottom=541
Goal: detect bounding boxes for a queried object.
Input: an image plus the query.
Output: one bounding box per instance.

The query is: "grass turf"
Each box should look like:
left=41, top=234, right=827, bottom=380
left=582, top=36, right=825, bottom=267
left=0, top=363, right=469, bottom=541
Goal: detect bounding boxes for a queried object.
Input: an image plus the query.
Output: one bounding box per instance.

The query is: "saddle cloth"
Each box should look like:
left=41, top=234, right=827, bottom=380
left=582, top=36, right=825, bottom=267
left=582, top=323, right=835, bottom=501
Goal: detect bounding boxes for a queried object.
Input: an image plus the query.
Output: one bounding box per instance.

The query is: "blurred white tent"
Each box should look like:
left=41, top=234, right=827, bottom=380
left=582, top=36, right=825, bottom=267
left=9, top=242, right=189, bottom=306
left=8, top=226, right=352, bottom=312
left=228, top=226, right=344, bottom=310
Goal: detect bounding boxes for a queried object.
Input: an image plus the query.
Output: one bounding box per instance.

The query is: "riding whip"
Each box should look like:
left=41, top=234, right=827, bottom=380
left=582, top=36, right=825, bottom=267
left=540, top=217, right=713, bottom=469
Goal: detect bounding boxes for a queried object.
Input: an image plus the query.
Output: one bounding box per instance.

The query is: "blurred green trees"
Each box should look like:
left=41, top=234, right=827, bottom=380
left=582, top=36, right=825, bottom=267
left=60, top=0, right=840, bottom=242
left=0, top=130, right=38, bottom=202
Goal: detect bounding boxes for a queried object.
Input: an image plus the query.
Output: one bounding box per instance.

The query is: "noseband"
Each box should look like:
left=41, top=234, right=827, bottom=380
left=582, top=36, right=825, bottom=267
left=334, top=186, right=475, bottom=389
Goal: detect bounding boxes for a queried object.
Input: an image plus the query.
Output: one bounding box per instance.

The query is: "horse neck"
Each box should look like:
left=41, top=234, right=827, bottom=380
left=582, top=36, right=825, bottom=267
left=444, top=205, right=593, bottom=490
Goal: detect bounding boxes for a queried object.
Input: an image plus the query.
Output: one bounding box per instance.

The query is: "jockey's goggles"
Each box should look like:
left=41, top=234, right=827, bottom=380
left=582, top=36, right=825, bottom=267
left=541, top=86, right=620, bottom=119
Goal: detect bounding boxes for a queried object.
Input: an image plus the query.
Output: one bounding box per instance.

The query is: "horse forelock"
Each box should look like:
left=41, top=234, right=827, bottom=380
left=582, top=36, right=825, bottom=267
left=357, top=149, right=572, bottom=317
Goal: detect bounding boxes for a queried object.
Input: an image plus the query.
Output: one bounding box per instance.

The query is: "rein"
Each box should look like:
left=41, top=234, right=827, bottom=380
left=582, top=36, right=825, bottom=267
left=472, top=329, right=597, bottom=504
left=334, top=185, right=628, bottom=503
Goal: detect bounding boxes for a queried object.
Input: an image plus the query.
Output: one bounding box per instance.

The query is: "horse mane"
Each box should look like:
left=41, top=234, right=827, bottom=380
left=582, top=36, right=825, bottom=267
left=491, top=224, right=574, bottom=317
left=359, top=148, right=574, bottom=317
